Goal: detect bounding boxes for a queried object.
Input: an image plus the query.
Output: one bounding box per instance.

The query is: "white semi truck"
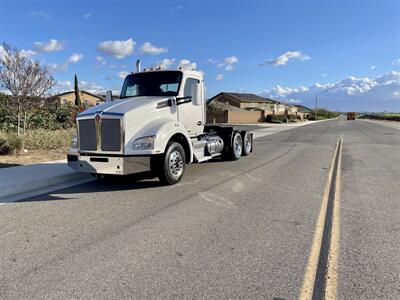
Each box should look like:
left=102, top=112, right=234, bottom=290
left=67, top=63, right=253, bottom=185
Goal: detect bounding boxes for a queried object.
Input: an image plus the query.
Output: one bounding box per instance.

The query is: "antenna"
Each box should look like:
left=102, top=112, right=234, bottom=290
left=136, top=59, right=141, bottom=73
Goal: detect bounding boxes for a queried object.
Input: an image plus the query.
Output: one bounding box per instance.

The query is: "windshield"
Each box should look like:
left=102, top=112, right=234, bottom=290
left=120, top=71, right=182, bottom=98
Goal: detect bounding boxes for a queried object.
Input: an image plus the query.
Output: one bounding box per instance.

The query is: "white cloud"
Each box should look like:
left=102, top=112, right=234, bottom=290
left=97, top=38, right=135, bottom=59
left=170, top=5, right=183, bottom=13
left=118, top=71, right=129, bottom=79
left=139, top=42, right=168, bottom=55
left=34, top=39, right=65, bottom=52
left=79, top=81, right=105, bottom=94
left=47, top=62, right=68, bottom=73
left=262, top=50, right=310, bottom=66
left=68, top=53, right=83, bottom=63
left=370, top=65, right=376, bottom=70
left=31, top=11, right=51, bottom=19
left=20, top=49, right=37, bottom=57
left=51, top=80, right=72, bottom=94
left=392, top=59, right=400, bottom=65
left=152, top=58, right=200, bottom=71
left=1, top=47, right=37, bottom=59
left=225, top=64, right=234, bottom=71
left=218, top=56, right=239, bottom=71
left=207, top=58, right=218, bottom=64
left=57, top=80, right=72, bottom=89
left=96, top=55, right=106, bottom=65
left=177, top=59, right=197, bottom=70
left=83, top=13, right=92, bottom=19
left=322, top=73, right=328, bottom=77
left=216, top=74, right=224, bottom=81
left=260, top=71, right=400, bottom=112
left=153, top=58, right=175, bottom=69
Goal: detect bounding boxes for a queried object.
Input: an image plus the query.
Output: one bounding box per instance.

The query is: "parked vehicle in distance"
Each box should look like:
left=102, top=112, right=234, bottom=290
left=347, top=112, right=356, bottom=120
left=67, top=61, right=253, bottom=185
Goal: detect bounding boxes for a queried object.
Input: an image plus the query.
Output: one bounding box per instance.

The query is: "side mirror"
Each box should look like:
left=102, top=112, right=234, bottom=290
left=106, top=90, right=112, bottom=102
left=191, top=83, right=202, bottom=106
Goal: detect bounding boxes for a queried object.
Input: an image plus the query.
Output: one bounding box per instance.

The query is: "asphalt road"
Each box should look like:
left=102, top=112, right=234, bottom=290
left=0, top=118, right=399, bottom=299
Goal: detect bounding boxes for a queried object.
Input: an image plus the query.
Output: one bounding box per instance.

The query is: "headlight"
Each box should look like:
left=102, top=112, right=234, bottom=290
left=132, top=135, right=155, bottom=150
left=70, top=135, right=78, bottom=149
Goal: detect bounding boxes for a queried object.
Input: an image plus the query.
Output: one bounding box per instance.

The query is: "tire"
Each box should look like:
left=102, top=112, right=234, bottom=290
left=152, top=142, right=186, bottom=185
left=242, top=131, right=252, bottom=156
left=224, top=132, right=242, bottom=161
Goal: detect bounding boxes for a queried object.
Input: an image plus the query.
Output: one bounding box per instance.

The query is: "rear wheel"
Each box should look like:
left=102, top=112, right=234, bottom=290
left=152, top=142, right=186, bottom=185
left=242, top=131, right=252, bottom=156
left=224, top=132, right=242, bottom=161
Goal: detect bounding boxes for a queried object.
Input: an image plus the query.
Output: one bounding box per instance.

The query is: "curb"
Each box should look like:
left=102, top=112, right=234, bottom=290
left=0, top=164, right=93, bottom=203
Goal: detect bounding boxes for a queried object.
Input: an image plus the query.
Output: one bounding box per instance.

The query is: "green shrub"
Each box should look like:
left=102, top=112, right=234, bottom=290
left=206, top=102, right=223, bottom=112
left=0, top=106, right=18, bottom=131
left=0, top=138, right=10, bottom=154
left=266, top=114, right=285, bottom=123
left=0, top=103, right=77, bottom=132
left=0, top=132, right=23, bottom=154
left=308, top=109, right=340, bottom=120
left=359, top=114, right=400, bottom=122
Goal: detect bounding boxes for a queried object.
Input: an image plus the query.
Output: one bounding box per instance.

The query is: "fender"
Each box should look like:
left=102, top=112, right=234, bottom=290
left=125, top=117, right=194, bottom=163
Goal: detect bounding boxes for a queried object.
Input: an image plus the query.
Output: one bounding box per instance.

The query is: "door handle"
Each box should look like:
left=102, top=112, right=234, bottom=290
left=197, top=121, right=202, bottom=126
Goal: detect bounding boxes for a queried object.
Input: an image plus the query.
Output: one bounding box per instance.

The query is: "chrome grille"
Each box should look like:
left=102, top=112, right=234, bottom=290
left=101, top=119, right=121, bottom=151
left=78, top=119, right=96, bottom=151
left=78, top=117, right=122, bottom=152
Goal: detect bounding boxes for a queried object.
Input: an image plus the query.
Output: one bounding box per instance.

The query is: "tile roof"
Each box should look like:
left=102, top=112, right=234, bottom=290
left=210, top=92, right=280, bottom=103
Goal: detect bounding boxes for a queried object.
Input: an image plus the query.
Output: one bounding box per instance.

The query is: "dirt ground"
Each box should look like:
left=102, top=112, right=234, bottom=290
left=0, top=149, right=68, bottom=168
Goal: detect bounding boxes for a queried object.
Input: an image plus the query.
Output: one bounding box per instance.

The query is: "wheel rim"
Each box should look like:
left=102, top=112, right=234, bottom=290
left=168, top=150, right=183, bottom=179
left=244, top=133, right=252, bottom=153
left=234, top=134, right=242, bottom=157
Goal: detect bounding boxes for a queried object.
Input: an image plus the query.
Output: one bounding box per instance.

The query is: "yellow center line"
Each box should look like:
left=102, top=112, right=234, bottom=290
left=325, top=138, right=342, bottom=299
left=298, top=138, right=342, bottom=300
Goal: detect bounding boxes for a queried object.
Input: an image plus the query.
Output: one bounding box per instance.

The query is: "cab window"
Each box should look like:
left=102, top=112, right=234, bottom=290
left=184, top=78, right=199, bottom=97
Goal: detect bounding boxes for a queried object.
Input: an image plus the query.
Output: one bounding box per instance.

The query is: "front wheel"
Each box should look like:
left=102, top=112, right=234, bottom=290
left=152, top=142, right=186, bottom=185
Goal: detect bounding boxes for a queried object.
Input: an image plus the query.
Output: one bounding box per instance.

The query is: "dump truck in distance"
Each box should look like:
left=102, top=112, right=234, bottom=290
left=67, top=62, right=252, bottom=185
left=347, top=112, right=356, bottom=120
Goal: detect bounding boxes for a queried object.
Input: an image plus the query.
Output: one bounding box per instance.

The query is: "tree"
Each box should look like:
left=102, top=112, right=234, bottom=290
left=74, top=74, right=81, bottom=107
left=0, top=42, right=55, bottom=135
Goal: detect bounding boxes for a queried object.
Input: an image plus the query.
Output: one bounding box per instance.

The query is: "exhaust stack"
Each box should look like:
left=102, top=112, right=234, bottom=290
left=136, top=59, right=141, bottom=73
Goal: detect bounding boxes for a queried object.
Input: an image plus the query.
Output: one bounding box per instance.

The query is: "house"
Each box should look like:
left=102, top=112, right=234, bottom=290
left=207, top=92, right=307, bottom=123
left=54, top=90, right=104, bottom=107
left=209, top=92, right=278, bottom=111
left=293, top=104, right=312, bottom=120
left=209, top=92, right=289, bottom=115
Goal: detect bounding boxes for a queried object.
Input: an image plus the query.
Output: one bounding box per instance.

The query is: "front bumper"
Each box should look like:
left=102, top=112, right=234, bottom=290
left=67, top=154, right=151, bottom=175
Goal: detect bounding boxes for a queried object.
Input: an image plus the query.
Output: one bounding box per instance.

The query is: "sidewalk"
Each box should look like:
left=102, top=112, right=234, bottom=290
left=359, top=119, right=400, bottom=130
left=252, top=119, right=330, bottom=139
left=0, top=161, right=93, bottom=203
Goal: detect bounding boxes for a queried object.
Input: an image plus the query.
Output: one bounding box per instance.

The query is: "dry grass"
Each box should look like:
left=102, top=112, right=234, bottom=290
left=0, top=129, right=75, bottom=155
left=23, top=129, right=76, bottom=150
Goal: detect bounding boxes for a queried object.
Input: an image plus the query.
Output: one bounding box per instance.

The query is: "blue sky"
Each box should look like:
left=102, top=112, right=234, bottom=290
left=0, top=0, right=399, bottom=111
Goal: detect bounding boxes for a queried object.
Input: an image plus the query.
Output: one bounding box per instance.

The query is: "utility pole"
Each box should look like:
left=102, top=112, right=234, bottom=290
left=315, top=90, right=329, bottom=120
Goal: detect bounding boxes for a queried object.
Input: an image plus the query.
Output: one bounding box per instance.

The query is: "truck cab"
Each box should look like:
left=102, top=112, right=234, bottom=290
left=68, top=66, right=252, bottom=184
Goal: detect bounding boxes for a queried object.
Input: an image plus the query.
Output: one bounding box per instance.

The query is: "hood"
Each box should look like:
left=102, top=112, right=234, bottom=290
left=78, top=96, right=168, bottom=117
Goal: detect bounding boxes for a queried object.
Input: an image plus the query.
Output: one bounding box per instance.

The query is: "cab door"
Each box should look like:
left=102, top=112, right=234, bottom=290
left=177, top=77, right=204, bottom=136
